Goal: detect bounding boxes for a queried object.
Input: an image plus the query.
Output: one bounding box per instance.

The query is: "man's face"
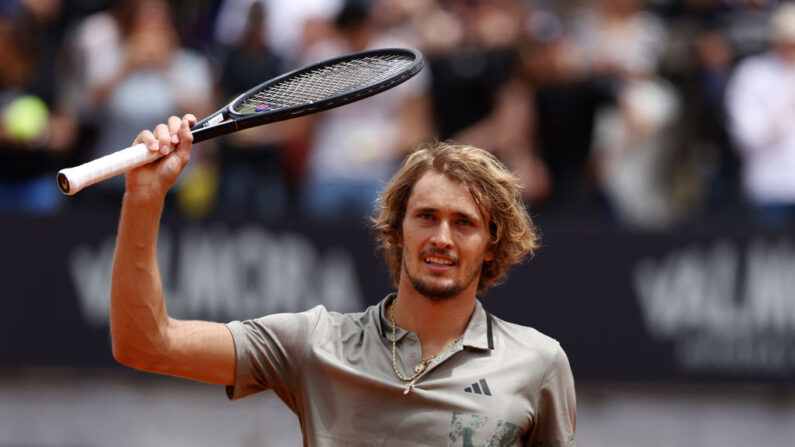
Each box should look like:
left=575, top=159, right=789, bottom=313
left=399, top=171, right=494, bottom=300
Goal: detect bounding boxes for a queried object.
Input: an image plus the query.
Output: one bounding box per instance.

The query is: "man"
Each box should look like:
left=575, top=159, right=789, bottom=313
left=725, top=2, right=795, bottom=226
left=111, top=114, right=576, bottom=446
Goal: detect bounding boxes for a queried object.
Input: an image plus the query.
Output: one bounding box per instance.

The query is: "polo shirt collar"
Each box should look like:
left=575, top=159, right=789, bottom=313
left=462, top=299, right=494, bottom=351
left=376, top=293, right=494, bottom=350
left=377, top=293, right=397, bottom=339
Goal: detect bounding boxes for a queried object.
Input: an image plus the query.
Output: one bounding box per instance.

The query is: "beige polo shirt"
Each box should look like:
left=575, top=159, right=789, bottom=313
left=226, top=294, right=576, bottom=446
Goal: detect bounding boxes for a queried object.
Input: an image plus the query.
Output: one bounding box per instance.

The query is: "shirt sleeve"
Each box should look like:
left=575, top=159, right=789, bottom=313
left=224, top=305, right=325, bottom=404
left=526, top=344, right=577, bottom=447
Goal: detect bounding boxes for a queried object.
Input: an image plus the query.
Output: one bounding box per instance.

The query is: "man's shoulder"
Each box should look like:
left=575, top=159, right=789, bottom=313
left=489, top=313, right=563, bottom=360
left=732, top=52, right=783, bottom=80
left=309, top=301, right=382, bottom=333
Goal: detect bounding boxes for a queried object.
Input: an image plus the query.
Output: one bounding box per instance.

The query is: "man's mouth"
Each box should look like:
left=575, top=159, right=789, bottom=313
left=423, top=254, right=456, bottom=266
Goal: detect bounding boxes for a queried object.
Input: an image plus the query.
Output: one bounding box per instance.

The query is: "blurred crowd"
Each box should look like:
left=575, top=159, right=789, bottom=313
left=2, top=0, right=795, bottom=229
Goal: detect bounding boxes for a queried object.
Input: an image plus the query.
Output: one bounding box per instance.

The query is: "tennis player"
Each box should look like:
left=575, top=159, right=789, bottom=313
left=111, top=115, right=576, bottom=446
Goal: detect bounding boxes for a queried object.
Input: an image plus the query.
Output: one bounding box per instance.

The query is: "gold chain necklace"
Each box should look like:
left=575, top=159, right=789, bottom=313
left=389, top=302, right=463, bottom=394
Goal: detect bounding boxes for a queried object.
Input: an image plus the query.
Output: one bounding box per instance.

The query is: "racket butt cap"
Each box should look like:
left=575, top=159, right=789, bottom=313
left=57, top=171, right=72, bottom=195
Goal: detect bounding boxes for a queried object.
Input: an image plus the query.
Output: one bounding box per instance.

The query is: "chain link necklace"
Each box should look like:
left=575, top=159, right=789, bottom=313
left=389, top=302, right=463, bottom=394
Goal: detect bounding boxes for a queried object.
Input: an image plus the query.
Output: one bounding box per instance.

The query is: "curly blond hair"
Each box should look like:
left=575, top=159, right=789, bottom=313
left=372, top=142, right=539, bottom=295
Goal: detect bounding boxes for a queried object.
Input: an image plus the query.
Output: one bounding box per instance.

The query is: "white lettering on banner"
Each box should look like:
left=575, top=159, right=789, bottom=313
left=634, top=241, right=740, bottom=338
left=68, top=226, right=364, bottom=327
left=632, top=237, right=795, bottom=374
left=744, top=238, right=795, bottom=333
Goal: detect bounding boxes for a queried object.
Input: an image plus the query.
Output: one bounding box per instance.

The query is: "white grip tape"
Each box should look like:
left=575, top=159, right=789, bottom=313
left=57, top=143, right=163, bottom=195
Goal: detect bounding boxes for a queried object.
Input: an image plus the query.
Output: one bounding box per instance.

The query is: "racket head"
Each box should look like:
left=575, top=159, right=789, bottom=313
left=225, top=48, right=423, bottom=128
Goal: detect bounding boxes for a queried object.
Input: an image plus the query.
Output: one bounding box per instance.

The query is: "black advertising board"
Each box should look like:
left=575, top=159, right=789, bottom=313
left=2, top=209, right=794, bottom=386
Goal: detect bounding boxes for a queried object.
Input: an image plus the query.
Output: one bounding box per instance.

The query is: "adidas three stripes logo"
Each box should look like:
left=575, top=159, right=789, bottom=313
left=464, top=378, right=491, bottom=396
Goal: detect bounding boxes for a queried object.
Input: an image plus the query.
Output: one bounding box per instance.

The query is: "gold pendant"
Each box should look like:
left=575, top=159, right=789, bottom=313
left=404, top=378, right=417, bottom=395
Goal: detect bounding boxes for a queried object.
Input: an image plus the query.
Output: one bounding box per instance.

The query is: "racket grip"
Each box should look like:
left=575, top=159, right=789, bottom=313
left=57, top=143, right=163, bottom=195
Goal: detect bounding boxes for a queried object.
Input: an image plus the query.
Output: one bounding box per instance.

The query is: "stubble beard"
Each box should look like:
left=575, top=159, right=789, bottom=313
left=401, top=254, right=481, bottom=301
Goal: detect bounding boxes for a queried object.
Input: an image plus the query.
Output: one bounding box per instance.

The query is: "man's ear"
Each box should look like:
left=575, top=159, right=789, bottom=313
left=484, top=248, right=494, bottom=263
left=396, top=230, right=403, bottom=247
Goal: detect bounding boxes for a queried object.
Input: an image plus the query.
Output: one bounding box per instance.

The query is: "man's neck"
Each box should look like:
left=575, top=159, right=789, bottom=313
left=391, top=286, right=476, bottom=357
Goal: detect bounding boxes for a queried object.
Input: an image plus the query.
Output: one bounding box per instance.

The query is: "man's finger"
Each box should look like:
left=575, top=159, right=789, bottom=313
left=174, top=117, right=194, bottom=165
left=153, top=123, right=171, bottom=155
left=135, top=130, right=159, bottom=152
left=168, top=115, right=182, bottom=146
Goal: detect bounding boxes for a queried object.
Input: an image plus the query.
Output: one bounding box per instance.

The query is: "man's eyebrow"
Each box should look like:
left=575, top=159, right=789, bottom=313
left=413, top=206, right=438, bottom=214
left=454, top=211, right=481, bottom=222
left=413, top=206, right=480, bottom=222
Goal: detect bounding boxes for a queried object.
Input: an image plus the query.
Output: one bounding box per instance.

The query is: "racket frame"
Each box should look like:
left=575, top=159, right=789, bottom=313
left=191, top=47, right=424, bottom=144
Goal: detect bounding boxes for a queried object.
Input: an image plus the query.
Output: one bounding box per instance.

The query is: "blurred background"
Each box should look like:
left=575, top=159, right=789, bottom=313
left=1, top=0, right=795, bottom=445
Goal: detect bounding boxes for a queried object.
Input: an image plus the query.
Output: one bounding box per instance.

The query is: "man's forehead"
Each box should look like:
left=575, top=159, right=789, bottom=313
left=407, top=171, right=488, bottom=219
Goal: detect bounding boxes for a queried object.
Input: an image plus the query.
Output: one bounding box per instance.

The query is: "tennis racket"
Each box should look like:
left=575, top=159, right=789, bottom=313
left=57, top=47, right=424, bottom=195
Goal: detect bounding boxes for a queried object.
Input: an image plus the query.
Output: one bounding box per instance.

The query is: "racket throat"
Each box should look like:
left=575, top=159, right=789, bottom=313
left=191, top=111, right=237, bottom=144
left=204, top=113, right=226, bottom=128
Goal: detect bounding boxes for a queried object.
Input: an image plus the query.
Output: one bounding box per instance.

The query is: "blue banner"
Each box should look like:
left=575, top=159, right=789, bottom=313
left=2, top=209, right=794, bottom=385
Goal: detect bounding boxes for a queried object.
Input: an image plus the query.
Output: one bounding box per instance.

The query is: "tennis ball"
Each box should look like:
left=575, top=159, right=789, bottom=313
left=177, top=163, right=219, bottom=219
left=2, top=94, right=50, bottom=143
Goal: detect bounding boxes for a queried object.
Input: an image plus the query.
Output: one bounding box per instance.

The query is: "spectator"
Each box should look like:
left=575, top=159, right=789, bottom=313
left=214, top=1, right=290, bottom=219
left=528, top=9, right=618, bottom=219
left=725, top=1, right=795, bottom=226
left=70, top=0, right=214, bottom=207
left=0, top=2, right=76, bottom=214
left=296, top=0, right=432, bottom=221
left=448, top=12, right=563, bottom=206
left=449, top=7, right=619, bottom=215
left=423, top=0, right=522, bottom=141
left=573, top=0, right=682, bottom=228
left=657, top=0, right=741, bottom=219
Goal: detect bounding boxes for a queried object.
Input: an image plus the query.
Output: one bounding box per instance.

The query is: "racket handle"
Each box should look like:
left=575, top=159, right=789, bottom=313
left=57, top=143, right=163, bottom=195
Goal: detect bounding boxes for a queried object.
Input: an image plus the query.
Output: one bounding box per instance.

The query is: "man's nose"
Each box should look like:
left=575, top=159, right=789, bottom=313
left=430, top=220, right=453, bottom=249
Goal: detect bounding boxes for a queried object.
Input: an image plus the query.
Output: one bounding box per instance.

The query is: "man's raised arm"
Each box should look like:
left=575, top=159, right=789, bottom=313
left=110, top=115, right=236, bottom=385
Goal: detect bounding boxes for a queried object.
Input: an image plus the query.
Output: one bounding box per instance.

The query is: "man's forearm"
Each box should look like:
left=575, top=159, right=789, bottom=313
left=110, top=191, right=171, bottom=369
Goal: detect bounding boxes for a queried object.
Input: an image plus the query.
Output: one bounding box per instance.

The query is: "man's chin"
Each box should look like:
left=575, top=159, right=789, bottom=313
left=410, top=277, right=460, bottom=300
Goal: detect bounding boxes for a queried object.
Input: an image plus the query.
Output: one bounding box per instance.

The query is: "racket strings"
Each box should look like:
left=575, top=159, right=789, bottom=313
left=234, top=54, right=414, bottom=114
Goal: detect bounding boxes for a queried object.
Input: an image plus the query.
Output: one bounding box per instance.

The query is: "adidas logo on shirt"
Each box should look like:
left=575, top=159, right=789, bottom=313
left=464, top=378, right=491, bottom=396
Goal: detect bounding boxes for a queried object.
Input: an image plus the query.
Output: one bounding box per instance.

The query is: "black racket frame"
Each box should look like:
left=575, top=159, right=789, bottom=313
left=190, top=47, right=424, bottom=143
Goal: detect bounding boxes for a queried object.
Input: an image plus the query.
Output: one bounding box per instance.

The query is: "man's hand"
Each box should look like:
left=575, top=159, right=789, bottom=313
left=125, top=114, right=197, bottom=199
